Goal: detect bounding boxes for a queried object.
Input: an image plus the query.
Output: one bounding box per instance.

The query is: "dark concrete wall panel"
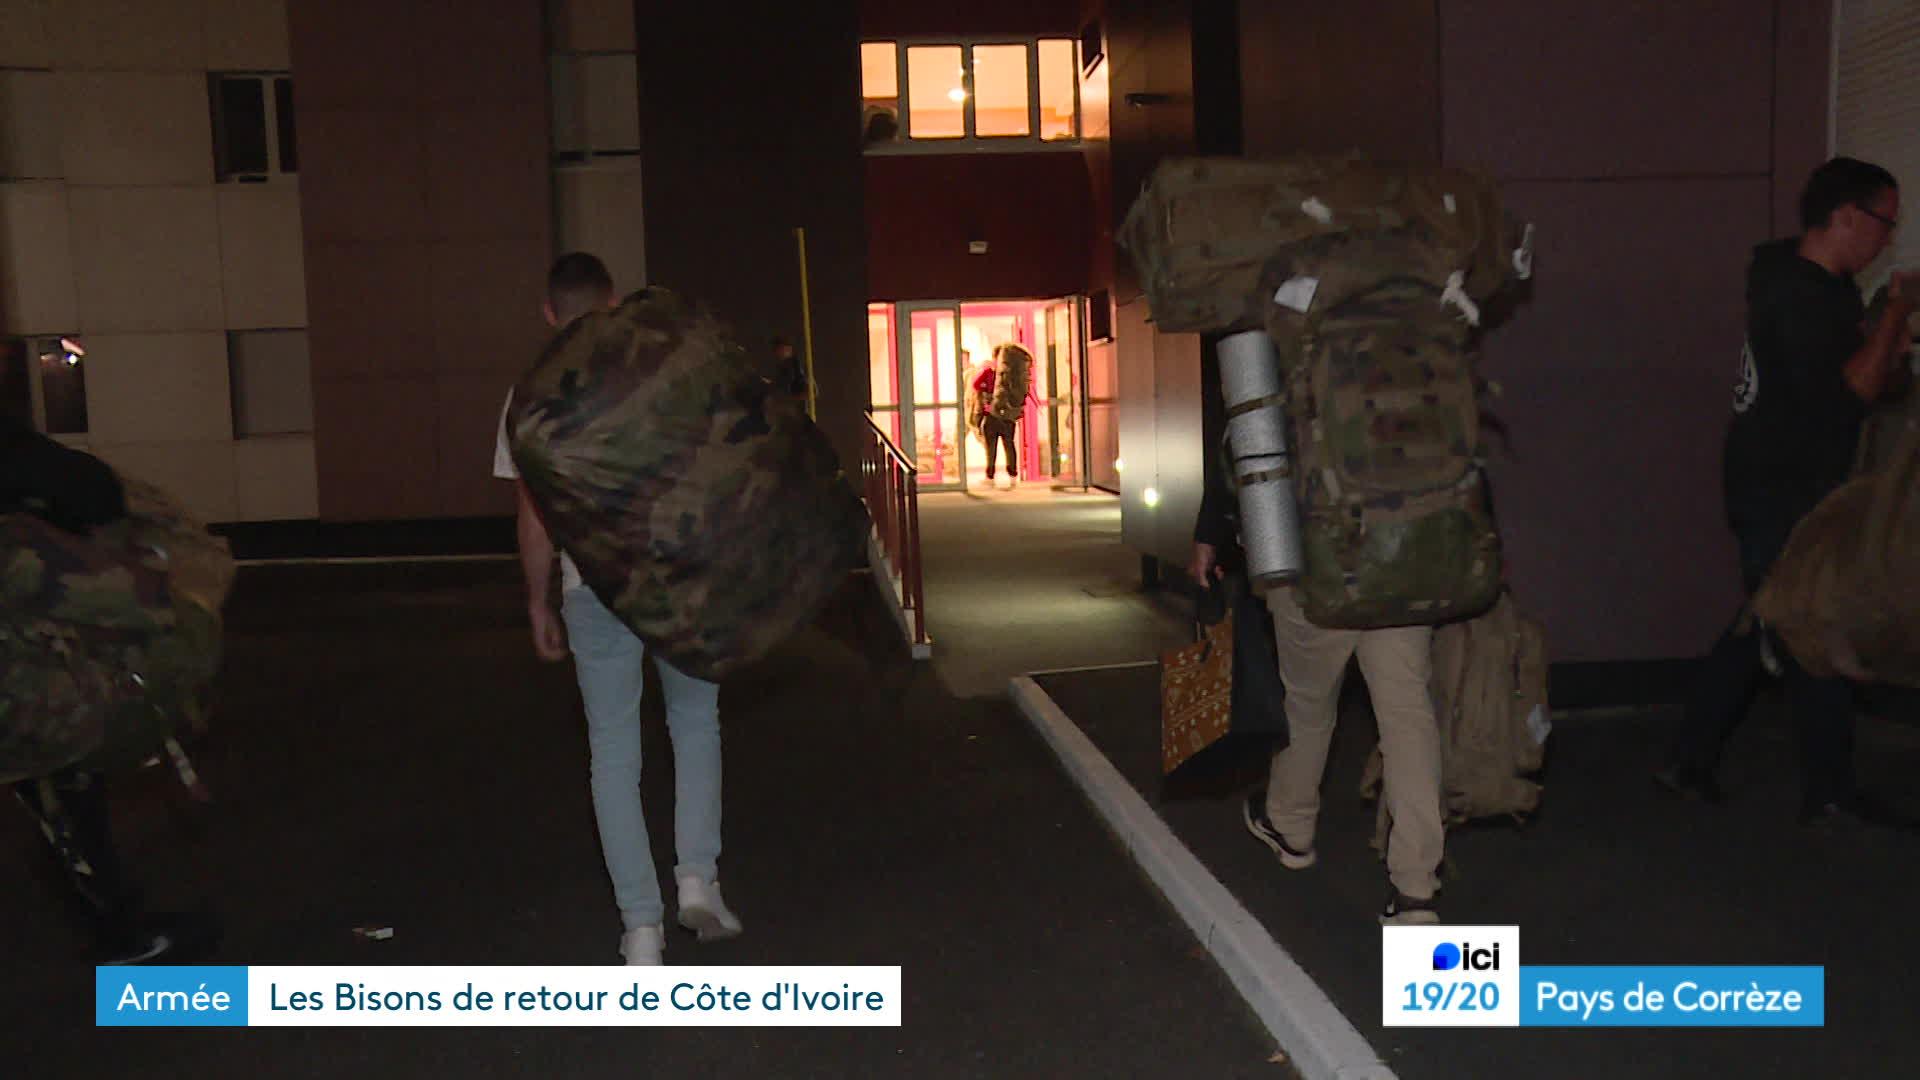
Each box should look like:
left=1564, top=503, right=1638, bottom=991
left=310, top=375, right=440, bottom=520
left=1440, top=0, right=1774, bottom=179
left=303, top=242, right=435, bottom=379
left=296, top=108, right=429, bottom=244
left=1479, top=177, right=1770, bottom=661
left=1239, top=0, right=1440, bottom=163
left=287, top=0, right=423, bottom=110
left=866, top=154, right=1091, bottom=301
left=1772, top=0, right=1834, bottom=234
left=862, top=0, right=1082, bottom=38
left=293, top=0, right=547, bottom=519
left=638, top=3, right=869, bottom=469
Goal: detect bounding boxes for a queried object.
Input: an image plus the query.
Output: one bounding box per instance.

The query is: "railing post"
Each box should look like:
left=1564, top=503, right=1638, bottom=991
left=862, top=413, right=927, bottom=651
left=905, top=473, right=925, bottom=644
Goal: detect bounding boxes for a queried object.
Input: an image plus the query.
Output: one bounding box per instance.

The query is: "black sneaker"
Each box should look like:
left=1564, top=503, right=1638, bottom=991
left=1380, top=888, right=1440, bottom=926
left=1652, top=764, right=1726, bottom=805
left=1242, top=793, right=1316, bottom=869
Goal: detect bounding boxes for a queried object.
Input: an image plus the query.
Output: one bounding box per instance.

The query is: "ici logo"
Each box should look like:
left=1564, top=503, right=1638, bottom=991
left=1431, top=941, right=1501, bottom=972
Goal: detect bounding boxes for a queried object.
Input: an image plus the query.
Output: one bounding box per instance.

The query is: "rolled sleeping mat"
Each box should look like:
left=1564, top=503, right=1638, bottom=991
left=1218, top=329, right=1304, bottom=585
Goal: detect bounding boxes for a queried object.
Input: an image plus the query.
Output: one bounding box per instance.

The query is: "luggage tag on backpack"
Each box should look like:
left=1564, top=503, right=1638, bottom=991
left=1273, top=276, right=1319, bottom=314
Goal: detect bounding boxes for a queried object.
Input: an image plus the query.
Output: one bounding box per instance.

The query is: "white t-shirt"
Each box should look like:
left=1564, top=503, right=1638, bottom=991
left=494, top=392, right=584, bottom=593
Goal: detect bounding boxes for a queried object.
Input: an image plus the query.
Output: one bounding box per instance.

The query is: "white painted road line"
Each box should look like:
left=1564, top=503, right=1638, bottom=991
left=1010, top=675, right=1396, bottom=1080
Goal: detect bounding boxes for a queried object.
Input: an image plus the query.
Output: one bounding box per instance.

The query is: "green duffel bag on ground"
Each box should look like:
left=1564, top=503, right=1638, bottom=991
left=507, top=287, right=870, bottom=682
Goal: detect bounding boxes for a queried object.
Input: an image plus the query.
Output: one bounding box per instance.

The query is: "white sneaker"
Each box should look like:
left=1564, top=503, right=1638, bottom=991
left=676, top=874, right=743, bottom=943
left=995, top=474, right=1012, bottom=491
left=619, top=925, right=664, bottom=966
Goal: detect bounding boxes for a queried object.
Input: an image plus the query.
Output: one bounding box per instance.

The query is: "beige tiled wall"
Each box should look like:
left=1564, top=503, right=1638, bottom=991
left=82, top=331, right=233, bottom=443
left=1, top=0, right=316, bottom=521
left=0, top=70, right=62, bottom=179
left=59, top=73, right=214, bottom=185
left=218, top=186, right=307, bottom=328
left=203, top=0, right=291, bottom=70
left=0, top=183, right=79, bottom=334
left=555, top=166, right=647, bottom=296
left=68, top=187, right=225, bottom=332
left=49, top=0, right=207, bottom=72
left=0, top=0, right=54, bottom=68
left=233, top=434, right=317, bottom=520
left=91, top=440, right=239, bottom=523
left=579, top=55, right=640, bottom=152
left=549, top=0, right=634, bottom=53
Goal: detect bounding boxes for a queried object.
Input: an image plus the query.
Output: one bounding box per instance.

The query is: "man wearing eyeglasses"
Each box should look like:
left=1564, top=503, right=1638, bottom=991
left=1661, top=157, right=1915, bottom=826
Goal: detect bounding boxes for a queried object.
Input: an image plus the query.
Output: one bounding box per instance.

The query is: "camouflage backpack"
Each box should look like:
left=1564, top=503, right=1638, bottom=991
left=508, top=287, right=869, bottom=681
left=1120, top=155, right=1530, bottom=334
left=987, top=343, right=1032, bottom=423
left=1262, top=230, right=1503, bottom=628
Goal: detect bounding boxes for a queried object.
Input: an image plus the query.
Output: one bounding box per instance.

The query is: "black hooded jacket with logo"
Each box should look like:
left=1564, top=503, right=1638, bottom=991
left=1722, top=238, right=1867, bottom=534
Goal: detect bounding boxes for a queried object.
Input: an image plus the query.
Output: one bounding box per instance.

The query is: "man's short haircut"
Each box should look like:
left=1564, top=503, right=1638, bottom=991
left=547, top=252, right=614, bottom=312
left=1799, top=157, right=1898, bottom=230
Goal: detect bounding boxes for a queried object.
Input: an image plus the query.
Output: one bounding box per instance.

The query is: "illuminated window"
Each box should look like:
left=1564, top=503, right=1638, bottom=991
left=906, top=46, right=966, bottom=139
left=1037, top=38, right=1076, bottom=141
left=864, top=38, right=1081, bottom=151
left=2, top=335, right=88, bottom=435
left=971, top=45, right=1029, bottom=137
left=861, top=41, right=901, bottom=146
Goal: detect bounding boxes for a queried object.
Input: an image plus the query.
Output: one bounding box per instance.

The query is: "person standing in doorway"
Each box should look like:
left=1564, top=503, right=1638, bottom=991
left=495, top=253, right=742, bottom=964
left=979, top=343, right=1030, bottom=490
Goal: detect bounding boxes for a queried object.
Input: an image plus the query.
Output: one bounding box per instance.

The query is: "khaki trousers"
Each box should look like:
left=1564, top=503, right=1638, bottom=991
left=1265, top=587, right=1444, bottom=899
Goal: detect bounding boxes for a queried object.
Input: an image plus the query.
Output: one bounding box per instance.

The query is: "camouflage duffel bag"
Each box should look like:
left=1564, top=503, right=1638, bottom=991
left=1755, top=424, right=1920, bottom=687
left=1120, top=155, right=1530, bottom=334
left=0, top=477, right=235, bottom=784
left=0, top=512, right=171, bottom=784
left=508, top=287, right=870, bottom=681
left=1268, top=277, right=1502, bottom=629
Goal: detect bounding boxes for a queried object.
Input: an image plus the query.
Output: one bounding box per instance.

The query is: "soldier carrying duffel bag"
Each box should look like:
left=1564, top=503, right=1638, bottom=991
left=2, top=411, right=227, bottom=964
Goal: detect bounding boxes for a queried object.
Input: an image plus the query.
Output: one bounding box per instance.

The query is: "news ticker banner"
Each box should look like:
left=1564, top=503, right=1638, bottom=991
left=1382, top=926, right=1823, bottom=1028
left=97, top=966, right=901, bottom=1027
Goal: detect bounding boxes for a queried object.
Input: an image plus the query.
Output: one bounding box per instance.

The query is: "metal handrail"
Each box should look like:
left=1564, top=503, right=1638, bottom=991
left=862, top=413, right=928, bottom=647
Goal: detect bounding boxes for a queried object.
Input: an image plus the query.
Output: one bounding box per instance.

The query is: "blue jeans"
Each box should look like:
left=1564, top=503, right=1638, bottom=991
left=561, top=587, right=722, bottom=930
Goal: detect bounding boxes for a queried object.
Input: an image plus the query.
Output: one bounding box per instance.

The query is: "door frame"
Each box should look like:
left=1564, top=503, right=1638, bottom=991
left=893, top=299, right=967, bottom=491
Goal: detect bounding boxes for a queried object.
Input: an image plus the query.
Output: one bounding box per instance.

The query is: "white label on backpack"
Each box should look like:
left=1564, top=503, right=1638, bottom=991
left=1273, top=276, right=1320, bottom=314
left=1525, top=704, right=1552, bottom=746
left=1513, top=223, right=1536, bottom=280
left=1732, top=339, right=1758, bottom=414
left=1443, top=193, right=1458, bottom=215
left=1300, top=196, right=1334, bottom=223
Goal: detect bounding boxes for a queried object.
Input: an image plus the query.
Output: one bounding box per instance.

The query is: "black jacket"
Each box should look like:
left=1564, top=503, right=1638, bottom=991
left=1722, top=239, right=1868, bottom=533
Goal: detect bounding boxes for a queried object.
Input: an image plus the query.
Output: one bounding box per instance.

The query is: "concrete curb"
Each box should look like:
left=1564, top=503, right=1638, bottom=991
left=1010, top=675, right=1396, bottom=1080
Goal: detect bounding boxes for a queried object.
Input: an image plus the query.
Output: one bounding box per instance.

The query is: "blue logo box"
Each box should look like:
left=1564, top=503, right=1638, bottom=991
left=1522, top=966, right=1823, bottom=1027
left=96, top=966, right=248, bottom=1027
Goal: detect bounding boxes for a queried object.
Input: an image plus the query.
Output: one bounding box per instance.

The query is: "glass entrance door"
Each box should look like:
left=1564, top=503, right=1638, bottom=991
left=1041, top=297, right=1084, bottom=487
left=896, top=301, right=965, bottom=489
